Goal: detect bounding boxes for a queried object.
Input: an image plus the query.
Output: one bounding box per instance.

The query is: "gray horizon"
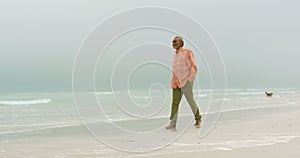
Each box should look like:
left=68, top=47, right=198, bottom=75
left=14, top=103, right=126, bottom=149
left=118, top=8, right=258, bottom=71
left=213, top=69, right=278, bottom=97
left=1, top=0, right=300, bottom=92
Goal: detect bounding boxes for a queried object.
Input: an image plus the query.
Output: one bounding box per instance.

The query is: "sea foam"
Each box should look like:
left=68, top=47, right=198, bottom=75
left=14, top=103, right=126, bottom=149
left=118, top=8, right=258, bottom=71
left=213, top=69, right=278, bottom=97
left=0, top=99, right=52, bottom=105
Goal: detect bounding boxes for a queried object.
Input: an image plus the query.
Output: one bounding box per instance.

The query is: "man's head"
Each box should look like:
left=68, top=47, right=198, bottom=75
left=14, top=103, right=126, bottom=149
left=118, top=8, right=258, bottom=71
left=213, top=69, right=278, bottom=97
left=172, top=36, right=184, bottom=50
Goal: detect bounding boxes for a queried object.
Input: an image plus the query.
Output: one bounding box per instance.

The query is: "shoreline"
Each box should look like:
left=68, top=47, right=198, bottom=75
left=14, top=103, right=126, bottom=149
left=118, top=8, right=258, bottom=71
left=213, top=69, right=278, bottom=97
left=1, top=92, right=300, bottom=158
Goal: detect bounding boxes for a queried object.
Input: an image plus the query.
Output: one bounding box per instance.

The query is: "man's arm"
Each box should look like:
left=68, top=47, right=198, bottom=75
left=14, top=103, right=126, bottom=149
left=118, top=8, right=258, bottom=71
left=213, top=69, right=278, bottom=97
left=171, top=72, right=177, bottom=88
left=186, top=49, right=197, bottom=82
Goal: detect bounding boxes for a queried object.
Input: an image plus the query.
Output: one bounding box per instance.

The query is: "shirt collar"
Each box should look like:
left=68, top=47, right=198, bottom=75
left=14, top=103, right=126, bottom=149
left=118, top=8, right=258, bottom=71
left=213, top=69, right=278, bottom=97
left=176, top=47, right=184, bottom=54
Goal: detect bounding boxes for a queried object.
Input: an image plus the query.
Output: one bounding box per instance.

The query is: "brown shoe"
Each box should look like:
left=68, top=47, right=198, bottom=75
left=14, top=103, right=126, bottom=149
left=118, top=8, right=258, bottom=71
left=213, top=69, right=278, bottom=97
left=165, top=124, right=176, bottom=130
left=194, top=120, right=201, bottom=128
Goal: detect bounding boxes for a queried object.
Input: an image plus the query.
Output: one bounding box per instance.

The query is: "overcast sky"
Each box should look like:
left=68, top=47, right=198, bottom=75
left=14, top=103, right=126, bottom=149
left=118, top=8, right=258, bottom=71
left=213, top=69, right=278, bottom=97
left=1, top=0, right=300, bottom=92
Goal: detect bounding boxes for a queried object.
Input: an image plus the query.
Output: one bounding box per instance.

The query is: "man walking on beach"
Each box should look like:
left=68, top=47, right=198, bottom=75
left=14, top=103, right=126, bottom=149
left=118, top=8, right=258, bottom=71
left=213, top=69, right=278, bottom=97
left=166, top=36, right=202, bottom=130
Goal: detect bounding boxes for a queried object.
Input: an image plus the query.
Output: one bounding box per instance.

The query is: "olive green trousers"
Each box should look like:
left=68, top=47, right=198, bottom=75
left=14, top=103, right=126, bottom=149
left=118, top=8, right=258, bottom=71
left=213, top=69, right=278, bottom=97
left=169, top=81, right=201, bottom=125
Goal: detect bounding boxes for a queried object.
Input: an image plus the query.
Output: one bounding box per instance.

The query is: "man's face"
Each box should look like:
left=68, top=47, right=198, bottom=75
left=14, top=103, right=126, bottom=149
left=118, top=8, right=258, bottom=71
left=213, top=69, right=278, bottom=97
left=172, top=38, right=182, bottom=50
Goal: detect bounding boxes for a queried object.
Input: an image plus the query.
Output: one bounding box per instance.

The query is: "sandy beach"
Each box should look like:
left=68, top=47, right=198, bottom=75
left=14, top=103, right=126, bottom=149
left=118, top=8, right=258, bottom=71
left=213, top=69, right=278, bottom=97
left=137, top=111, right=300, bottom=158
left=1, top=91, right=300, bottom=158
left=1, top=109, right=299, bottom=158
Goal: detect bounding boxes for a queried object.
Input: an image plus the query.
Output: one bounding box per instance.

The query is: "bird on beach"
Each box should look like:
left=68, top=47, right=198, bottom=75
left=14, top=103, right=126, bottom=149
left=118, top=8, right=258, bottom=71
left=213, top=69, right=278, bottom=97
left=265, top=92, right=273, bottom=98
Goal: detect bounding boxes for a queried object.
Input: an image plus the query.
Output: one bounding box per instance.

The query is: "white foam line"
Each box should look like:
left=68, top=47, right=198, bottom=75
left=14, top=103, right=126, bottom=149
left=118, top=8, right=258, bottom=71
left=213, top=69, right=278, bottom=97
left=0, top=99, right=52, bottom=105
left=83, top=103, right=298, bottom=123
left=0, top=122, right=81, bottom=128
left=215, top=147, right=232, bottom=151
left=203, top=102, right=298, bottom=115
left=0, top=123, right=82, bottom=135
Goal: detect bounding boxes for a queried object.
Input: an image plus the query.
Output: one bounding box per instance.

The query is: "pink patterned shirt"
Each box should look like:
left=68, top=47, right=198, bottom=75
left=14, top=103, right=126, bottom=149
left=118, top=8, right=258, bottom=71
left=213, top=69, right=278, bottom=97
left=171, top=47, right=197, bottom=89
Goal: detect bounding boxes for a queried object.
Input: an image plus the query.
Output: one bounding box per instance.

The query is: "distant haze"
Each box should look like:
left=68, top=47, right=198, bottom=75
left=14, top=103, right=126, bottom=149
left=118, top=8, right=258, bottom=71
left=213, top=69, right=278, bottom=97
left=1, top=0, right=300, bottom=92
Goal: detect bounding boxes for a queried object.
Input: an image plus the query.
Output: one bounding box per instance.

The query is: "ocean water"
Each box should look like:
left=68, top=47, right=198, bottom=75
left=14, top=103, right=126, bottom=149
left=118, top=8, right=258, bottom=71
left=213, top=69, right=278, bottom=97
left=0, top=88, right=299, bottom=157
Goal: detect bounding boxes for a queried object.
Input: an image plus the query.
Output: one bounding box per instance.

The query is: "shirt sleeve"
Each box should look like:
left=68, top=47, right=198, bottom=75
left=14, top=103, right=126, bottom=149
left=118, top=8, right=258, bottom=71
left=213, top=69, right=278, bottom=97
left=186, top=49, right=197, bottom=82
left=171, top=72, right=177, bottom=88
